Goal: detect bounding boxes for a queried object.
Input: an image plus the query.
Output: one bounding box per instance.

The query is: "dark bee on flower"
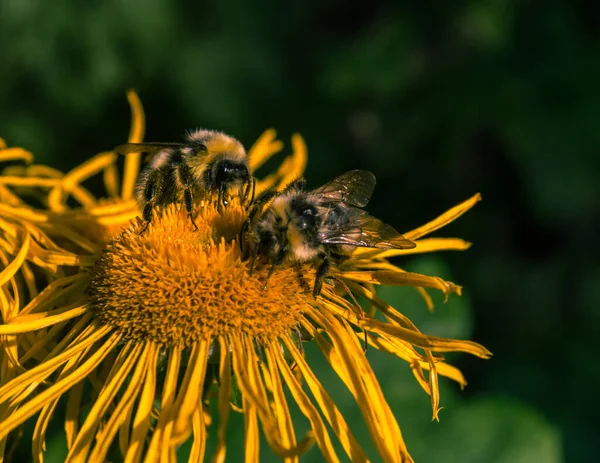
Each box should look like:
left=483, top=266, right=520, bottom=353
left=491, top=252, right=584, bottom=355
left=115, top=129, right=254, bottom=234
left=246, top=170, right=416, bottom=296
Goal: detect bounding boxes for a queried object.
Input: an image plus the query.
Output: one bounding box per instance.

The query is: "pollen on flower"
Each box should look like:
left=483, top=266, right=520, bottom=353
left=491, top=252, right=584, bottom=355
left=88, top=203, right=316, bottom=346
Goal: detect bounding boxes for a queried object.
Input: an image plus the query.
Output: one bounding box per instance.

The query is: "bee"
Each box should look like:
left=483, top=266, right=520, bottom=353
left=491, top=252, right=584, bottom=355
left=246, top=170, right=416, bottom=296
left=116, top=129, right=254, bottom=234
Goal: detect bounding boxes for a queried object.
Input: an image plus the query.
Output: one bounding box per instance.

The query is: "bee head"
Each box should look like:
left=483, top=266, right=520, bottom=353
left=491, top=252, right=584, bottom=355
left=214, top=160, right=250, bottom=187
left=290, top=197, right=320, bottom=233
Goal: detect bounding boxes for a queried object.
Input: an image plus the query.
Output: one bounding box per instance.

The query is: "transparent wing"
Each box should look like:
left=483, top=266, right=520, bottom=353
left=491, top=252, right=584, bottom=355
left=311, top=170, right=376, bottom=207
left=320, top=209, right=416, bottom=249
left=113, top=142, right=186, bottom=155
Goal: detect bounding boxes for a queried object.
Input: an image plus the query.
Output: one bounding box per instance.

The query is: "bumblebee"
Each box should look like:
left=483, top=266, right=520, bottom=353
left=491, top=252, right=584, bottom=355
left=246, top=170, right=416, bottom=296
left=116, top=129, right=254, bottom=234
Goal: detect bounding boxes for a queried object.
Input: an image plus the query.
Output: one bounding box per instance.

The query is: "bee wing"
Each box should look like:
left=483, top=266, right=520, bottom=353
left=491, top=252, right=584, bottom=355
left=114, top=142, right=186, bottom=155
left=114, top=142, right=187, bottom=164
left=311, top=170, right=376, bottom=207
left=319, top=209, right=416, bottom=249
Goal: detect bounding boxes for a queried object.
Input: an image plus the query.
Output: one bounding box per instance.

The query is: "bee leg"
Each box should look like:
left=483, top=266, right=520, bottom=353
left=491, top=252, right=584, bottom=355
left=263, top=249, right=285, bottom=290
left=313, top=254, right=330, bottom=297
left=250, top=176, right=256, bottom=205
left=217, top=184, right=228, bottom=213
left=139, top=170, right=164, bottom=235
left=248, top=248, right=258, bottom=276
left=239, top=219, right=248, bottom=252
left=176, top=162, right=199, bottom=231
left=295, top=324, right=304, bottom=355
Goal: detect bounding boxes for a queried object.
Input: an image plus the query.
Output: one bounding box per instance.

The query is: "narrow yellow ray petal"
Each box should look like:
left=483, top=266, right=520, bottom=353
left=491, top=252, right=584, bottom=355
left=65, top=381, right=84, bottom=449
left=0, top=203, right=51, bottom=223
left=19, top=273, right=86, bottom=316
left=269, top=343, right=335, bottom=462
left=122, top=90, right=145, bottom=200
left=189, top=407, right=207, bottom=463
left=0, top=147, right=33, bottom=163
left=0, top=231, right=30, bottom=287
left=363, top=318, right=492, bottom=358
left=353, top=237, right=472, bottom=260
left=88, top=343, right=153, bottom=463
left=278, top=134, right=307, bottom=191
left=124, top=346, right=158, bottom=463
left=118, top=405, right=135, bottom=458
left=103, top=162, right=120, bottom=197
left=0, top=333, right=121, bottom=441
left=280, top=337, right=369, bottom=463
left=303, top=311, right=404, bottom=463
left=127, top=89, right=145, bottom=143
left=248, top=128, right=284, bottom=172
left=264, top=344, right=298, bottom=463
left=340, top=270, right=462, bottom=300
left=243, top=401, right=260, bottom=463
left=0, top=305, right=87, bottom=335
left=404, top=193, right=482, bottom=241
left=48, top=152, right=117, bottom=211
left=145, top=347, right=181, bottom=462
left=67, top=342, right=143, bottom=463
left=172, top=338, right=210, bottom=442
left=0, top=323, right=110, bottom=404
left=33, top=344, right=90, bottom=463
left=425, top=350, right=442, bottom=421
left=0, top=177, right=60, bottom=187
left=232, top=337, right=312, bottom=459
left=0, top=185, right=24, bottom=205
left=212, top=337, right=233, bottom=463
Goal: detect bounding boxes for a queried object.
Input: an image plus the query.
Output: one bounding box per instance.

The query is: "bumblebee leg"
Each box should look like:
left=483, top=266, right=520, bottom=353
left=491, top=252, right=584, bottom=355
left=239, top=218, right=250, bottom=253
left=295, top=325, right=304, bottom=355
left=217, top=184, right=228, bottom=213
left=139, top=170, right=164, bottom=235
left=176, top=162, right=199, bottom=231
left=249, top=249, right=258, bottom=276
left=313, top=254, right=330, bottom=297
left=263, top=249, right=285, bottom=290
left=250, top=176, right=256, bottom=205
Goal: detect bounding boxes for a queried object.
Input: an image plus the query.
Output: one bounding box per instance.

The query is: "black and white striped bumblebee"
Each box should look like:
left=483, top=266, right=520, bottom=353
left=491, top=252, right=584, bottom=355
left=116, top=129, right=254, bottom=234
left=245, top=170, right=416, bottom=296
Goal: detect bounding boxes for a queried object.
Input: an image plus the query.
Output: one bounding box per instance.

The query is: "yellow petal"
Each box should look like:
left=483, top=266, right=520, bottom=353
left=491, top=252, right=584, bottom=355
left=121, top=90, right=146, bottom=200
left=65, top=382, right=84, bottom=449
left=88, top=343, right=153, bottom=463
left=0, top=333, right=120, bottom=442
left=0, top=231, right=30, bottom=287
left=189, top=407, right=208, bottom=463
left=248, top=128, right=284, bottom=172
left=404, top=193, right=482, bottom=240
left=341, top=270, right=462, bottom=301
left=264, top=345, right=299, bottom=463
left=124, top=346, right=158, bottom=463
left=48, top=152, right=117, bottom=212
left=213, top=337, right=233, bottom=463
left=363, top=318, right=492, bottom=358
left=0, top=305, right=87, bottom=335
left=172, top=339, right=210, bottom=442
left=304, top=308, right=409, bottom=463
left=353, top=237, right=472, bottom=260
left=0, top=147, right=33, bottom=164
left=145, top=347, right=181, bottom=462
left=280, top=337, right=368, bottom=463
left=269, top=343, right=334, bottom=462
left=278, top=134, right=307, bottom=191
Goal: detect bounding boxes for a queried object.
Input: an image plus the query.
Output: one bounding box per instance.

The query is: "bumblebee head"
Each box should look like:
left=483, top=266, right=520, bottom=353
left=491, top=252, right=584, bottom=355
left=214, top=160, right=250, bottom=186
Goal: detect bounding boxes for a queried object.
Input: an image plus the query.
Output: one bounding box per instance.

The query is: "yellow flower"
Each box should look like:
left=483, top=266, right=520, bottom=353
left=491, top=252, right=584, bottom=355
left=0, top=91, right=491, bottom=463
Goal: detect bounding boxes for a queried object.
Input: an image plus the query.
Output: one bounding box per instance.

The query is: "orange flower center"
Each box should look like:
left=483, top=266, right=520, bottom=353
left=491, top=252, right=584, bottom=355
left=87, top=204, right=316, bottom=346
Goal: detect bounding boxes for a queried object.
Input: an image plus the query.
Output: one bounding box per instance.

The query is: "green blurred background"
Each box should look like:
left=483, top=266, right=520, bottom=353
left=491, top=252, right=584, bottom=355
left=2, top=1, right=599, bottom=461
